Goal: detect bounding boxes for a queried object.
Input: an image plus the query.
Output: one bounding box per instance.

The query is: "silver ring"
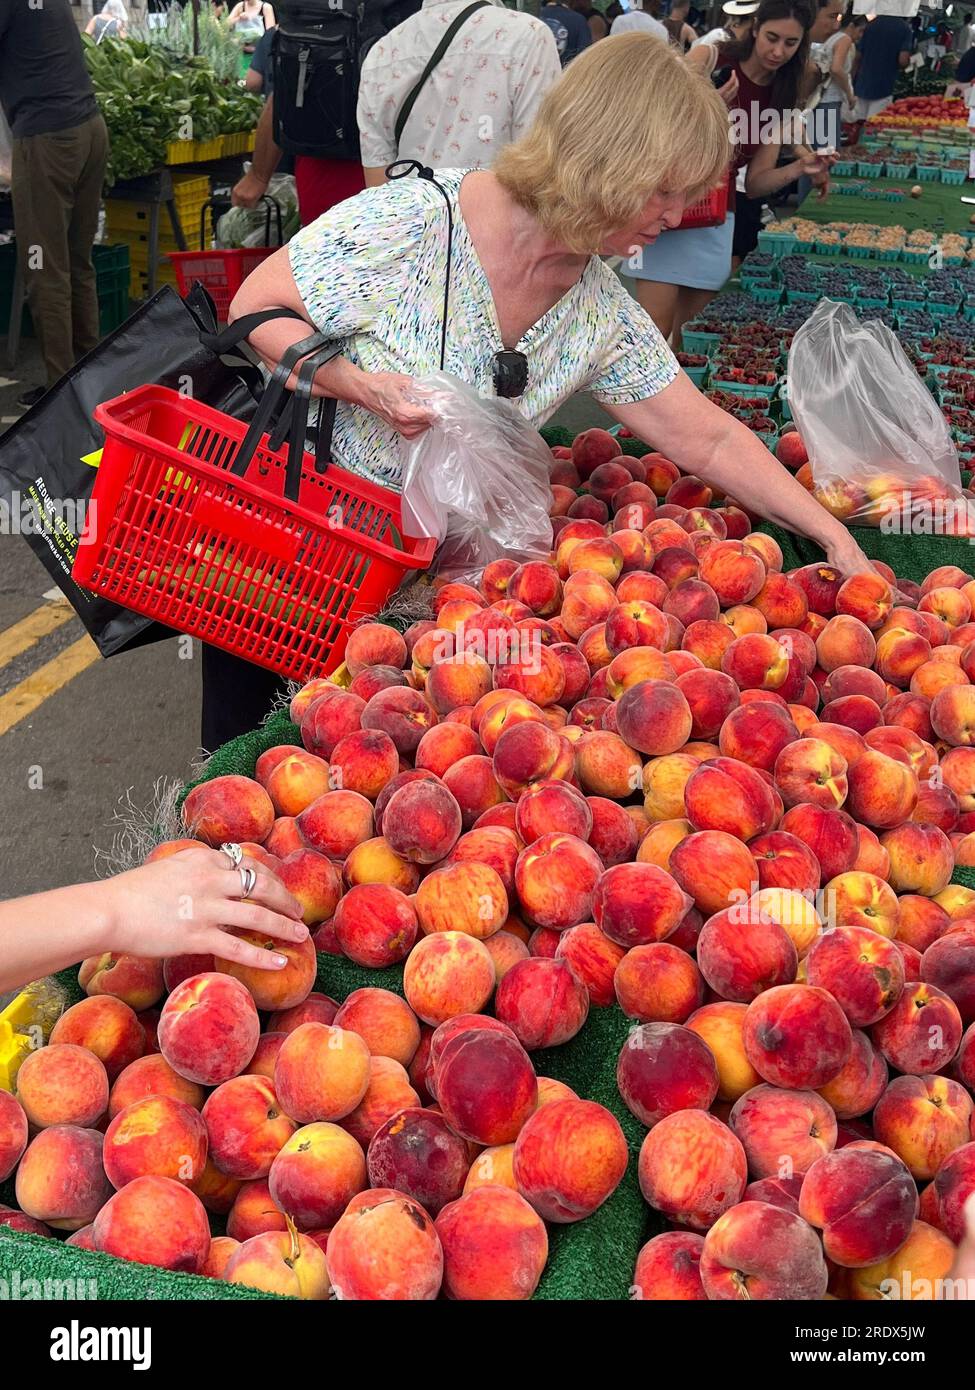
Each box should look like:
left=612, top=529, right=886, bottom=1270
left=221, top=841, right=243, bottom=870
left=239, top=864, right=257, bottom=900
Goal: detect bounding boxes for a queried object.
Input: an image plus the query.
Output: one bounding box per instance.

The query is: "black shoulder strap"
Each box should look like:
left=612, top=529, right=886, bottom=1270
left=393, top=1, right=490, bottom=149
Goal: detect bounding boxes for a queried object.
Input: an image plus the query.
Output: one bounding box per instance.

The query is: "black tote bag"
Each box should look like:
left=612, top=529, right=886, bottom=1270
left=0, top=284, right=288, bottom=657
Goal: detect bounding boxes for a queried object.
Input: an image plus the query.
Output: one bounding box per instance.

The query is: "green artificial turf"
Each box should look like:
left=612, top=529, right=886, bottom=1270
left=799, top=172, right=974, bottom=236
left=758, top=520, right=975, bottom=590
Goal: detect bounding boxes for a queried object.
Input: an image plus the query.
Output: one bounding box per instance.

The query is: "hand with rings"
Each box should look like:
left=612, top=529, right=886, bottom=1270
left=98, top=844, right=308, bottom=972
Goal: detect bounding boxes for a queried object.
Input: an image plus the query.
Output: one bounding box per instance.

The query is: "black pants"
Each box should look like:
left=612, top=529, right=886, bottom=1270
left=733, top=191, right=764, bottom=261
left=201, top=645, right=290, bottom=752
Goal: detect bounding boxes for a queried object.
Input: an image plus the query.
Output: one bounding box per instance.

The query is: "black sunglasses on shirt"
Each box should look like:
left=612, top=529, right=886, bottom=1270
left=387, top=160, right=531, bottom=402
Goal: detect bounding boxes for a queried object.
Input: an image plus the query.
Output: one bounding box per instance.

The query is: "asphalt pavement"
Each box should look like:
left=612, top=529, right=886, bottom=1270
left=0, top=340, right=201, bottom=899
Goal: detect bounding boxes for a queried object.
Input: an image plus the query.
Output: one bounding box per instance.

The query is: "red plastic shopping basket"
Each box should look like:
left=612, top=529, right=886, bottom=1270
left=168, top=199, right=283, bottom=322
left=676, top=179, right=730, bottom=231
left=73, top=383, right=437, bottom=682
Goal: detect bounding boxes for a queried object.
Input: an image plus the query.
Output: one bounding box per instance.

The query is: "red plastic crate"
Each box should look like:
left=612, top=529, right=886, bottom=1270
left=167, top=247, right=277, bottom=321
left=677, top=181, right=730, bottom=231
left=74, top=385, right=436, bottom=681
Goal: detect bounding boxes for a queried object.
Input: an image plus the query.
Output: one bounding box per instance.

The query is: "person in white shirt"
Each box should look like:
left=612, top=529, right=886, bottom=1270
left=610, top=0, right=669, bottom=43
left=357, top=0, right=561, bottom=185
left=957, top=13, right=975, bottom=58
left=692, top=0, right=758, bottom=49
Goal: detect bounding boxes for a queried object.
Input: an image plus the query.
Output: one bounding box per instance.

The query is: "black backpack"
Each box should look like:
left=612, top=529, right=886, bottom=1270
left=271, top=0, right=421, bottom=160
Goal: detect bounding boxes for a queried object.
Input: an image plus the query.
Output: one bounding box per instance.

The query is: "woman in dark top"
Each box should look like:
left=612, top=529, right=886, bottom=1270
left=580, top=1, right=611, bottom=40
left=632, top=0, right=832, bottom=344
left=664, top=0, right=697, bottom=51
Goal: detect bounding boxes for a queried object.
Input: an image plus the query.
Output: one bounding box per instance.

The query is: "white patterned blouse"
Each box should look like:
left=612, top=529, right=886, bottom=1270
left=288, top=169, right=679, bottom=491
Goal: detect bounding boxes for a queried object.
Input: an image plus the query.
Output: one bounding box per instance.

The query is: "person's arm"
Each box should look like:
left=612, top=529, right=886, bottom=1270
left=84, top=15, right=97, bottom=32
left=264, top=2, right=276, bottom=25
left=232, top=94, right=282, bottom=207
left=831, top=33, right=855, bottom=107
left=588, top=12, right=608, bottom=41
left=228, top=240, right=436, bottom=433
left=608, top=374, right=872, bottom=576
left=244, top=66, right=264, bottom=92
left=510, top=21, right=563, bottom=139
left=227, top=2, right=245, bottom=22
left=686, top=42, right=740, bottom=104
left=0, top=848, right=307, bottom=996
left=745, top=138, right=830, bottom=199
left=899, top=24, right=912, bottom=68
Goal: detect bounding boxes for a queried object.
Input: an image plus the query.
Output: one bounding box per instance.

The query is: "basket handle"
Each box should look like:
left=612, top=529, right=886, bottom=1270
left=229, top=329, right=329, bottom=482
left=259, top=194, right=284, bottom=248
left=281, top=342, right=343, bottom=502
left=199, top=195, right=284, bottom=252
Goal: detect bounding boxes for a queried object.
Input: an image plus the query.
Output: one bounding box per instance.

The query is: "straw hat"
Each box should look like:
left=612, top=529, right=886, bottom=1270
left=722, top=1, right=760, bottom=14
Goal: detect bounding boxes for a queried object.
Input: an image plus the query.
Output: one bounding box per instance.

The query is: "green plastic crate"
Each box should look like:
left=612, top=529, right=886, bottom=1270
left=857, top=160, right=885, bottom=177
left=814, top=240, right=843, bottom=256
left=916, top=164, right=942, bottom=181
left=756, top=230, right=798, bottom=258
left=710, top=378, right=778, bottom=398
left=885, top=161, right=913, bottom=179
left=0, top=241, right=130, bottom=339
left=928, top=300, right=962, bottom=317
left=750, top=285, right=783, bottom=305
left=831, top=160, right=855, bottom=177
left=680, top=326, right=722, bottom=355
left=941, top=167, right=968, bottom=185
left=681, top=363, right=708, bottom=386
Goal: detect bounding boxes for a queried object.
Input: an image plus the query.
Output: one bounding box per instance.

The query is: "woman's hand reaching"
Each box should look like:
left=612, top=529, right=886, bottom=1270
left=798, top=151, right=834, bottom=200
left=824, top=530, right=877, bottom=580
left=358, top=372, right=438, bottom=438
left=102, top=847, right=307, bottom=972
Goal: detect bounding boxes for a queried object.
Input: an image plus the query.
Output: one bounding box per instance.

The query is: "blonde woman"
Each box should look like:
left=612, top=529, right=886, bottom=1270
left=229, top=33, right=870, bottom=580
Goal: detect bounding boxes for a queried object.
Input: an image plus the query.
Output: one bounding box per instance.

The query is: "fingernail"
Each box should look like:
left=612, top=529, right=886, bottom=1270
left=295, top=925, right=310, bottom=939
left=273, top=955, right=288, bottom=967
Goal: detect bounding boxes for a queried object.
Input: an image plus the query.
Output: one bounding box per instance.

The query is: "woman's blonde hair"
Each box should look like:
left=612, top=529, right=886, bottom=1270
left=494, top=33, right=732, bottom=253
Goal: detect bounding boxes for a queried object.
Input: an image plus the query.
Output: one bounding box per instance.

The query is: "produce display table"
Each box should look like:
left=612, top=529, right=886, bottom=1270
left=102, top=170, right=188, bottom=300
left=0, top=701, right=663, bottom=1301
left=799, top=174, right=973, bottom=238
left=2, top=688, right=975, bottom=1300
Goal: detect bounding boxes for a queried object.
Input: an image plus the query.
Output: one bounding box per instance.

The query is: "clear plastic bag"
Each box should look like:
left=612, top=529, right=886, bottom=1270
left=399, top=373, right=554, bottom=580
left=789, top=300, right=963, bottom=528
left=215, top=175, right=299, bottom=249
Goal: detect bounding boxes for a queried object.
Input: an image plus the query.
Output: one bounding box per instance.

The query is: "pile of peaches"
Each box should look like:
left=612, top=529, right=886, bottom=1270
left=773, top=438, right=970, bottom=532
left=4, top=423, right=975, bottom=1301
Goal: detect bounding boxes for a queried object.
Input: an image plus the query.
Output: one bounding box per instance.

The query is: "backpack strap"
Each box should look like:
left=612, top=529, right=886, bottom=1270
left=393, top=1, right=490, bottom=150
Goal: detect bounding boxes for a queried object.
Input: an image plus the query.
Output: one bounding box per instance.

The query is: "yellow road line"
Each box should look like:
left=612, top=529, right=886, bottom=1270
left=0, top=635, right=100, bottom=737
left=0, top=603, right=76, bottom=672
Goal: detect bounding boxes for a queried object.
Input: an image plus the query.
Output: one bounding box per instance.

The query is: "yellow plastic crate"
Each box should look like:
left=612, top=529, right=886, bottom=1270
left=0, top=983, right=64, bottom=1091
left=166, top=136, right=222, bottom=165
left=220, top=131, right=256, bottom=157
